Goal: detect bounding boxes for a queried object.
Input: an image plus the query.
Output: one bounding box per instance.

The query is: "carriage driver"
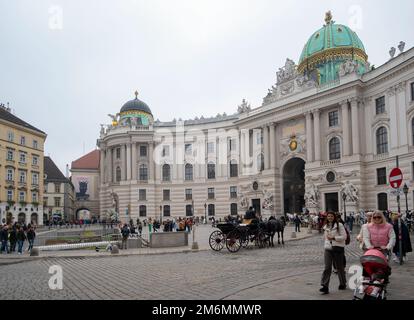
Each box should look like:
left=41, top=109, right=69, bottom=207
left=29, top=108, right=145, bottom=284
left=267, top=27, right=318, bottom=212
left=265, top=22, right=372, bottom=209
left=243, top=207, right=260, bottom=225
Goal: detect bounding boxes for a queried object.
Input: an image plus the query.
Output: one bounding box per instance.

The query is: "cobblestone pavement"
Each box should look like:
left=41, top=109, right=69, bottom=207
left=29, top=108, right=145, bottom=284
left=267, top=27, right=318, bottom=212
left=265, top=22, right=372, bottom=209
left=2, top=232, right=412, bottom=300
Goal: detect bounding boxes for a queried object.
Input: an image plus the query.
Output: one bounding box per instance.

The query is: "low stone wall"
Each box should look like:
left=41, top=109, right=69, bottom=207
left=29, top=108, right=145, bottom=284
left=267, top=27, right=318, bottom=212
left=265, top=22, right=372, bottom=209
left=150, top=232, right=188, bottom=248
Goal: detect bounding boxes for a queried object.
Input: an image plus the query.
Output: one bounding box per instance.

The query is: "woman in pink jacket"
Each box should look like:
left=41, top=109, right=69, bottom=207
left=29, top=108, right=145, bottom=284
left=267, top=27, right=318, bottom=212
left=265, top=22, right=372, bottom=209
left=362, top=211, right=396, bottom=256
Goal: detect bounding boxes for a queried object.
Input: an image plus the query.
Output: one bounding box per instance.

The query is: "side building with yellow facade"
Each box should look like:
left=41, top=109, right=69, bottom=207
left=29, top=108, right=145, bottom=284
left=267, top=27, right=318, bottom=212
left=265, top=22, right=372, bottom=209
left=0, top=104, right=47, bottom=226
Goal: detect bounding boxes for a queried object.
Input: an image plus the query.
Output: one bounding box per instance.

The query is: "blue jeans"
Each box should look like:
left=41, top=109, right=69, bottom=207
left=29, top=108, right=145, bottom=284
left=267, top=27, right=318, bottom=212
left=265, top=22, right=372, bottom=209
left=17, top=240, right=24, bottom=254
left=28, top=239, right=34, bottom=251
left=1, top=240, right=8, bottom=253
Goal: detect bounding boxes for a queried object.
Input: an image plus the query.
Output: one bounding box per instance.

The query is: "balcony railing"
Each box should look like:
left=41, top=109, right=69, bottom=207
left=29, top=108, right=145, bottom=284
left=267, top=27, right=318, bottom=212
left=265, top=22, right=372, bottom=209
left=321, top=159, right=341, bottom=167
left=373, top=153, right=389, bottom=161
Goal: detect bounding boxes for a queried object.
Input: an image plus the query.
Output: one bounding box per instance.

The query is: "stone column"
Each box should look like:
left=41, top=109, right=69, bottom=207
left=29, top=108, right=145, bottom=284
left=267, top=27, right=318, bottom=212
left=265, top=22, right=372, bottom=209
left=100, top=148, right=105, bottom=184
left=131, top=142, right=137, bottom=180
left=269, top=123, right=276, bottom=168
left=340, top=100, right=350, bottom=157
left=263, top=125, right=270, bottom=169
left=305, top=112, right=313, bottom=162
left=120, top=144, right=126, bottom=181
left=396, top=82, right=408, bottom=146
left=126, top=143, right=131, bottom=180
left=313, top=109, right=321, bottom=161
left=350, top=98, right=360, bottom=155
left=107, top=148, right=113, bottom=183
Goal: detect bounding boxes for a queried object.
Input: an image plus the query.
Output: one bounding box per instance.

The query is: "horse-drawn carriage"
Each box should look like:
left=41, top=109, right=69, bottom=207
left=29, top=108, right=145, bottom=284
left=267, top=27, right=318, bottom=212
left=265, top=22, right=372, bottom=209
left=209, top=217, right=285, bottom=253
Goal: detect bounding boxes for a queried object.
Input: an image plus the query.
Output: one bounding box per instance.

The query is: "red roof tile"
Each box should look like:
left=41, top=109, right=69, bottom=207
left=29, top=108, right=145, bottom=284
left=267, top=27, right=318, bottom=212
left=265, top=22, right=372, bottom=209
left=71, top=150, right=100, bottom=170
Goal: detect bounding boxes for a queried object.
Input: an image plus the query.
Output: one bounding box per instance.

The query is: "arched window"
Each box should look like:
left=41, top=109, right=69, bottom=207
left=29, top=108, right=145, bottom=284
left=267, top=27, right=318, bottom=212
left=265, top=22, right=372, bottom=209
left=186, top=204, right=193, bottom=216
left=377, top=193, right=388, bottom=211
left=139, top=205, right=147, bottom=217
left=257, top=153, right=264, bottom=171
left=376, top=127, right=388, bottom=154
left=185, top=164, right=193, bottom=181
left=163, top=205, right=170, bottom=217
left=116, top=167, right=121, bottom=182
left=230, top=203, right=238, bottom=215
left=207, top=162, right=215, bottom=179
left=139, top=164, right=148, bottom=181
left=162, top=164, right=170, bottom=181
left=230, top=160, right=238, bottom=177
left=208, top=204, right=215, bottom=216
left=329, top=137, right=341, bottom=160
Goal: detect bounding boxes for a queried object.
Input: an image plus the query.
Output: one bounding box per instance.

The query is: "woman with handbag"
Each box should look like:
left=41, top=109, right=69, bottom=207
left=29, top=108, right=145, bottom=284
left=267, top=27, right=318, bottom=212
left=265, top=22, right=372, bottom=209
left=320, top=212, right=347, bottom=294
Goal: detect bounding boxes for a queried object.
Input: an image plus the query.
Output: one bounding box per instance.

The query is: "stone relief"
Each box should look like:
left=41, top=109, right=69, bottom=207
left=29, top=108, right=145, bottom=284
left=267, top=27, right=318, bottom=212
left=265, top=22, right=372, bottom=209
left=237, top=99, right=252, bottom=114
left=277, top=58, right=297, bottom=84
left=304, top=183, right=319, bottom=207
left=262, top=190, right=274, bottom=211
left=340, top=181, right=359, bottom=203
left=338, top=59, right=358, bottom=77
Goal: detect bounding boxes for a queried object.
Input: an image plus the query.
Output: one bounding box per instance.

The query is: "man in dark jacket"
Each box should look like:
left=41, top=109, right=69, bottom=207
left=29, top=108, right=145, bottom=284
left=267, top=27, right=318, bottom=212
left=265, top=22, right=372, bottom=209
left=9, top=226, right=17, bottom=253
left=294, top=214, right=301, bottom=232
left=0, top=225, right=9, bottom=254
left=16, top=226, right=26, bottom=255
left=121, top=224, right=130, bottom=250
left=391, top=213, right=412, bottom=262
left=26, top=226, right=36, bottom=252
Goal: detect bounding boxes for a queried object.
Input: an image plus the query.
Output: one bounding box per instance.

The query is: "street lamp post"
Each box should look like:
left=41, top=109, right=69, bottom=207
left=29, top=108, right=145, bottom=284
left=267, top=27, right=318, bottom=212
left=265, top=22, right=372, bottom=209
left=403, top=183, right=409, bottom=215
left=342, top=193, right=347, bottom=223
left=204, top=203, right=207, bottom=224
left=159, top=205, right=162, bottom=225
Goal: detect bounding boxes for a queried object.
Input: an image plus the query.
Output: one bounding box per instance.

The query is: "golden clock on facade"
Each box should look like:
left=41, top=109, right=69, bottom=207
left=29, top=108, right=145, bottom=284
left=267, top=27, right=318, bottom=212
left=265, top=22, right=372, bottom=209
left=289, top=138, right=298, bottom=151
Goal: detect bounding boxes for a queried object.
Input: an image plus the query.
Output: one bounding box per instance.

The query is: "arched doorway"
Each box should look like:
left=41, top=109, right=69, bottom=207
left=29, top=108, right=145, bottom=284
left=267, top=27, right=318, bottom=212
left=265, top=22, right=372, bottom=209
left=76, top=208, right=91, bottom=221
left=18, top=212, right=26, bottom=224
left=283, top=157, right=306, bottom=214
left=31, top=213, right=38, bottom=226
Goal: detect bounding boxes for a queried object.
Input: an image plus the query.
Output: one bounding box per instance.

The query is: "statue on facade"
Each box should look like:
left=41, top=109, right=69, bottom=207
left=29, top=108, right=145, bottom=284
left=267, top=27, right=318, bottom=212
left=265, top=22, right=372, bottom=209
left=277, top=58, right=297, bottom=84
left=304, top=183, right=319, bottom=207
left=340, top=181, right=359, bottom=203
left=398, top=41, right=406, bottom=53
left=389, top=47, right=396, bottom=59
left=338, top=59, right=358, bottom=77
left=262, top=190, right=274, bottom=210
left=237, top=99, right=251, bottom=114
left=239, top=192, right=248, bottom=209
left=100, top=124, right=105, bottom=135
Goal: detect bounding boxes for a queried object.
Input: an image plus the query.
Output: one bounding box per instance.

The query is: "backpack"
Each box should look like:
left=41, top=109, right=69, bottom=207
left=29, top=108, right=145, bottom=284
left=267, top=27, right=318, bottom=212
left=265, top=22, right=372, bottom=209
left=344, top=225, right=351, bottom=245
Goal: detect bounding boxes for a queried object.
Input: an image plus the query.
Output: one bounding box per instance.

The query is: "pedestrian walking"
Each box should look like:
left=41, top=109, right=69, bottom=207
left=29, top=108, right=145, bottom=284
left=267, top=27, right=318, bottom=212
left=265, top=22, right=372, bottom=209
left=27, top=225, right=36, bottom=252
left=320, top=212, right=347, bottom=294
left=362, top=211, right=395, bottom=257
left=16, top=226, right=26, bottom=255
left=0, top=225, right=9, bottom=254
left=294, top=214, right=301, bottom=232
left=121, top=224, right=130, bottom=250
left=391, top=213, right=412, bottom=262
left=9, top=226, right=17, bottom=253
left=356, top=211, right=373, bottom=251
left=138, top=222, right=143, bottom=236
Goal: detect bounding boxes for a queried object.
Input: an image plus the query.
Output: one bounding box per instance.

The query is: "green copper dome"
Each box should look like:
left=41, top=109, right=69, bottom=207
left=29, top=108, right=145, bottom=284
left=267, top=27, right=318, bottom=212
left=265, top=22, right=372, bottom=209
left=297, top=11, right=368, bottom=84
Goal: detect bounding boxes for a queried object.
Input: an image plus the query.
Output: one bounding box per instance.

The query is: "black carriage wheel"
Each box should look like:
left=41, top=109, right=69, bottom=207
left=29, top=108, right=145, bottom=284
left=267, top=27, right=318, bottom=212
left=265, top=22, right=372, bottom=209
left=226, top=230, right=242, bottom=253
left=256, top=231, right=268, bottom=248
left=209, top=231, right=225, bottom=251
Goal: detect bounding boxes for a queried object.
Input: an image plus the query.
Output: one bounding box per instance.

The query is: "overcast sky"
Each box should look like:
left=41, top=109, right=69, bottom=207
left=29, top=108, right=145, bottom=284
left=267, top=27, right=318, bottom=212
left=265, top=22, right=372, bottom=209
left=1, top=0, right=413, bottom=174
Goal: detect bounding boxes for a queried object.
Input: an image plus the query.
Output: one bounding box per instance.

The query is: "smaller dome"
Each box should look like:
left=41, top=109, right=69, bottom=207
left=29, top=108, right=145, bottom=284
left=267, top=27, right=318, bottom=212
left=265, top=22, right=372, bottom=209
left=120, top=91, right=152, bottom=115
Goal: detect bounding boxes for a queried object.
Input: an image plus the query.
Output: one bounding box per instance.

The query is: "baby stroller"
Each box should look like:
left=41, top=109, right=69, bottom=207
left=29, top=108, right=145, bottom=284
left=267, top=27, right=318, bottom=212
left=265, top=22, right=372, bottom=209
left=353, top=249, right=391, bottom=300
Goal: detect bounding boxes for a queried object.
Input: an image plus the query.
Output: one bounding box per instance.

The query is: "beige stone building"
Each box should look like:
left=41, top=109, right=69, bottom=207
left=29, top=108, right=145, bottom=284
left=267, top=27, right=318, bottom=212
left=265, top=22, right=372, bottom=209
left=0, top=104, right=47, bottom=225
left=77, top=13, right=414, bottom=222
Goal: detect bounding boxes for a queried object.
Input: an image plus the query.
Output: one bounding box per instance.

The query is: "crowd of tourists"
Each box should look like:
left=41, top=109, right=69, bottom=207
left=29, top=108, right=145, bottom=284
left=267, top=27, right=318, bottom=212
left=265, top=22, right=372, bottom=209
left=0, top=222, right=36, bottom=255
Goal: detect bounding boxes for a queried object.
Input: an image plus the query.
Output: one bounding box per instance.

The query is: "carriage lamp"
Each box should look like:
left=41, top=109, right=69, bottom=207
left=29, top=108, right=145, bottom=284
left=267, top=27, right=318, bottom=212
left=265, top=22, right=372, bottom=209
left=403, top=183, right=409, bottom=215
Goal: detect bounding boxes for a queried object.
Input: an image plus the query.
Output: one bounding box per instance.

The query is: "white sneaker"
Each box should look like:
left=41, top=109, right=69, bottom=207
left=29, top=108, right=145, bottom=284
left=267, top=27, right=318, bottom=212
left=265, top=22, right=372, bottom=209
left=403, top=256, right=407, bottom=262
left=392, top=256, right=399, bottom=263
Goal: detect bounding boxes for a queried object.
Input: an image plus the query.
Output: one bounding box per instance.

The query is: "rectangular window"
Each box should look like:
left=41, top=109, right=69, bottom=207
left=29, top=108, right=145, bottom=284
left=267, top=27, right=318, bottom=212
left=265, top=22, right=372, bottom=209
left=7, top=169, right=14, bottom=181
left=32, top=156, right=38, bottom=166
left=7, top=190, right=13, bottom=201
left=32, top=173, right=39, bottom=185
left=257, top=132, right=263, bottom=145
left=32, top=192, right=38, bottom=203
left=230, top=186, right=237, bottom=198
left=185, top=144, right=192, bottom=155
left=19, top=152, right=26, bottom=163
left=208, top=188, right=215, bottom=200
left=185, top=189, right=192, bottom=200
left=7, top=150, right=14, bottom=161
left=55, top=198, right=61, bottom=207
left=377, top=167, right=387, bottom=185
left=207, top=142, right=215, bottom=154
left=19, top=192, right=25, bottom=202
left=33, top=140, right=38, bottom=149
left=163, top=189, right=170, bottom=201
left=19, top=171, right=26, bottom=183
left=140, top=146, right=147, bottom=157
left=139, top=189, right=146, bottom=201
left=411, top=82, right=414, bottom=101
left=55, top=184, right=60, bottom=193
left=162, top=146, right=170, bottom=157
left=116, top=148, right=121, bottom=159
left=376, top=96, right=385, bottom=115
left=20, top=136, right=26, bottom=145
left=7, top=131, right=14, bottom=142
left=329, top=110, right=339, bottom=127
left=43, top=197, right=48, bottom=207
left=229, top=139, right=237, bottom=151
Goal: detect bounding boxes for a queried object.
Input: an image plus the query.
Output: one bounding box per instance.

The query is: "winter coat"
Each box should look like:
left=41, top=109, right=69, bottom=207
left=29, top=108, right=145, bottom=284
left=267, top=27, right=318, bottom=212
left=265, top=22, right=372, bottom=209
left=9, top=229, right=17, bottom=242
left=16, top=230, right=26, bottom=241
left=0, top=229, right=8, bottom=241
left=392, top=221, right=412, bottom=255
left=323, top=222, right=346, bottom=250
left=27, top=229, right=36, bottom=241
